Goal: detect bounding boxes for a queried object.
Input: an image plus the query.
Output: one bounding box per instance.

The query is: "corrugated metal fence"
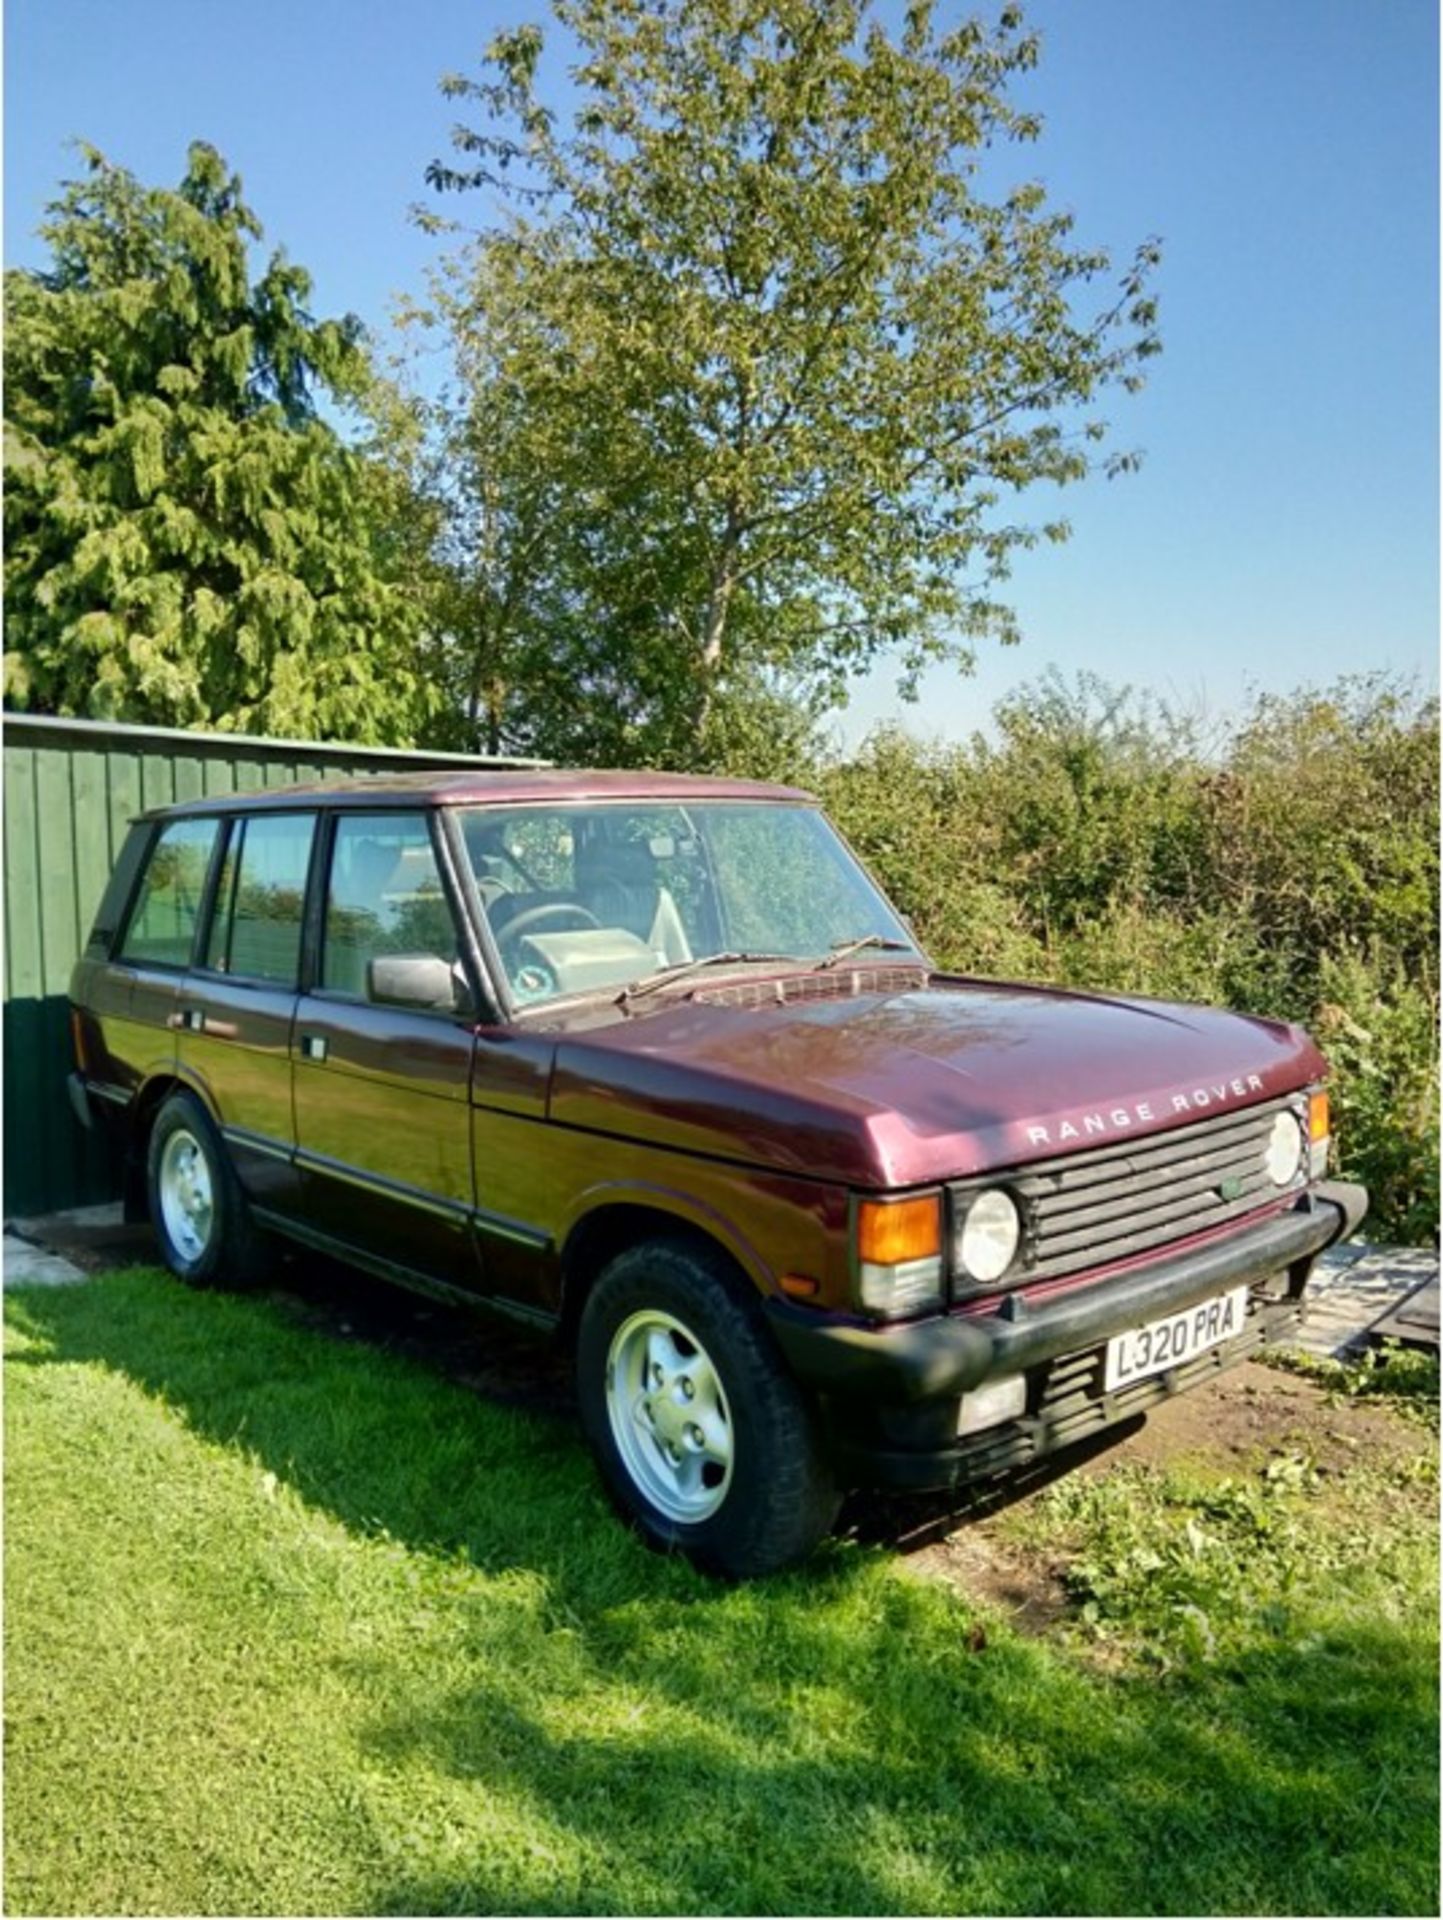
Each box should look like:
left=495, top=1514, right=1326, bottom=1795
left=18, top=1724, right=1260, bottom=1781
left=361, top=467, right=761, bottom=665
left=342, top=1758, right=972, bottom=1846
left=2, top=713, right=534, bottom=1218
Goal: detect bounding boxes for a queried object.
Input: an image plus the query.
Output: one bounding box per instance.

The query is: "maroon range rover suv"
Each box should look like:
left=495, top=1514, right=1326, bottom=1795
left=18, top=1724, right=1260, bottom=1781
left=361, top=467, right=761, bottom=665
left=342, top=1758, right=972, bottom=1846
left=68, top=769, right=1366, bottom=1576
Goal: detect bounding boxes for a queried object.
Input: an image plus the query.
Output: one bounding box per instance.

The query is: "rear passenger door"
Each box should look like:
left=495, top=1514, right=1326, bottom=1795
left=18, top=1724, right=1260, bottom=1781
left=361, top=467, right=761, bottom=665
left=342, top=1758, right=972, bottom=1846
left=179, top=810, right=317, bottom=1214
left=290, top=811, right=481, bottom=1285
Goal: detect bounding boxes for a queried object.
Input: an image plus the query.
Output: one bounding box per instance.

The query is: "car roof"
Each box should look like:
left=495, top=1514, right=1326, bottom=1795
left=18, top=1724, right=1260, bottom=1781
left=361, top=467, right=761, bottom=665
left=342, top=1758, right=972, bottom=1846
left=138, top=767, right=816, bottom=820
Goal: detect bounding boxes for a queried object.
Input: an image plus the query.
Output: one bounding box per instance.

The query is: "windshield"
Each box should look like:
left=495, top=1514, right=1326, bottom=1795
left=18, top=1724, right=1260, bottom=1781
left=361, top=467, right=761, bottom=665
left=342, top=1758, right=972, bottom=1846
left=457, top=800, right=919, bottom=1008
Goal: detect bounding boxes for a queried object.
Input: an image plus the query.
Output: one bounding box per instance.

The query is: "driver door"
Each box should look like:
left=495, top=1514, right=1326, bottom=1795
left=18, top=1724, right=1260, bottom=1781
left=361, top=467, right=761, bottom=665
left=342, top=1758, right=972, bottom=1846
left=291, top=809, right=481, bottom=1285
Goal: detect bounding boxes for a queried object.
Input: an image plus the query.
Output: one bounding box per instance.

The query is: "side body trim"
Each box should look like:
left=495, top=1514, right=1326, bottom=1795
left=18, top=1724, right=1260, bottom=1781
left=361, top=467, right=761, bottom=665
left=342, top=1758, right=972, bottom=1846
left=250, top=1207, right=558, bottom=1330
left=293, top=1145, right=472, bottom=1226
left=88, top=1081, right=134, bottom=1107
left=223, top=1124, right=293, bottom=1164
left=230, top=1135, right=554, bottom=1251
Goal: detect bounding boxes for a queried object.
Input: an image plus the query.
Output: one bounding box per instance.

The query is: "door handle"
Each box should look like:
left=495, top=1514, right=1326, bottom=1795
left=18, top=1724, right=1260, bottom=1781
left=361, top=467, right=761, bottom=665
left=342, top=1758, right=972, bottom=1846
left=169, top=1008, right=206, bottom=1033
left=299, top=1033, right=328, bottom=1062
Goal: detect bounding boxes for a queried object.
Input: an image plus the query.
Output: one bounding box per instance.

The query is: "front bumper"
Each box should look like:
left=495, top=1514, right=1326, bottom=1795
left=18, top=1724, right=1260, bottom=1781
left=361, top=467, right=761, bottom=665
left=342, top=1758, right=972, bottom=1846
left=765, top=1180, right=1367, bottom=1491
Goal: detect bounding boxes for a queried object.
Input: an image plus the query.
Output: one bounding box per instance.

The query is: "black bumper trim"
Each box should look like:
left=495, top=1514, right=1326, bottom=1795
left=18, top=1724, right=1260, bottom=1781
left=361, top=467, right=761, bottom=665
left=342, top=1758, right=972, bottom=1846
left=837, top=1294, right=1306, bottom=1491
left=765, top=1181, right=1367, bottom=1406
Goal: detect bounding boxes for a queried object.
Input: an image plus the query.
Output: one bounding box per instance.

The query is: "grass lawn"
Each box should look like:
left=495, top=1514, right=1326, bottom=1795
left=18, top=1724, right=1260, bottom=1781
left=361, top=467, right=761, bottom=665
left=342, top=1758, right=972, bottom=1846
left=4, top=1266, right=1438, bottom=1916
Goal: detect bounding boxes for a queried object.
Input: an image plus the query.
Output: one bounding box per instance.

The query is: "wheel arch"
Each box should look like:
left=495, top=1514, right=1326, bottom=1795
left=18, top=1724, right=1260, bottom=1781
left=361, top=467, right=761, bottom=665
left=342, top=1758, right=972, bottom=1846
left=558, top=1191, right=772, bottom=1341
left=115, top=1071, right=219, bottom=1223
left=127, top=1068, right=222, bottom=1177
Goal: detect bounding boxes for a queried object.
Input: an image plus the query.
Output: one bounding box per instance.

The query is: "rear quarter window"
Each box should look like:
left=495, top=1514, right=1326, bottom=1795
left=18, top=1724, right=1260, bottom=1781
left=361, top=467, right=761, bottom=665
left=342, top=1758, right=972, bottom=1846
left=117, top=817, right=221, bottom=969
left=84, top=821, right=153, bottom=957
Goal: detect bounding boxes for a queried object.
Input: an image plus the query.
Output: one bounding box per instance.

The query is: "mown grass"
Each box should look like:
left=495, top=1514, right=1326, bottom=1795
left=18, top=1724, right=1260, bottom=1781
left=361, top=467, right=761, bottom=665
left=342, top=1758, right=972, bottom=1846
left=5, top=1268, right=1438, bottom=1916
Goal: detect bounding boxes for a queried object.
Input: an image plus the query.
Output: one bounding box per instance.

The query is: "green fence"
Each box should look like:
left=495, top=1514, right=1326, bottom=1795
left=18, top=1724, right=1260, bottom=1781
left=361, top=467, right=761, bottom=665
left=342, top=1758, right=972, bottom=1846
left=2, top=714, right=534, bottom=1219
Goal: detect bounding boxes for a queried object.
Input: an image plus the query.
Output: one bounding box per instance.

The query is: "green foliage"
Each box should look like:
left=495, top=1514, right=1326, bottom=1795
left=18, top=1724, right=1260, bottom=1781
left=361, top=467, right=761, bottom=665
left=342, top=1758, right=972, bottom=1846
left=413, top=0, right=1159, bottom=764
left=4, top=143, right=433, bottom=742
left=1310, top=955, right=1440, bottom=1246
left=822, top=672, right=1439, bottom=1240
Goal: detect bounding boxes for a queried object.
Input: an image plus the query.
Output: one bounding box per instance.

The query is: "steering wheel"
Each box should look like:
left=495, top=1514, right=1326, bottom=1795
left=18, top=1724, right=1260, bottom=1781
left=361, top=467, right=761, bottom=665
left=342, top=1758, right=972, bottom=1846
left=494, top=902, right=603, bottom=956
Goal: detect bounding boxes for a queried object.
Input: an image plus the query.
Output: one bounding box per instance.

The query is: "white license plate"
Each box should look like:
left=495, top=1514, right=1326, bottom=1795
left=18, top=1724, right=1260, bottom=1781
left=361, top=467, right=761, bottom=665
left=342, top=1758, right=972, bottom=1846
left=1103, top=1285, right=1249, bottom=1392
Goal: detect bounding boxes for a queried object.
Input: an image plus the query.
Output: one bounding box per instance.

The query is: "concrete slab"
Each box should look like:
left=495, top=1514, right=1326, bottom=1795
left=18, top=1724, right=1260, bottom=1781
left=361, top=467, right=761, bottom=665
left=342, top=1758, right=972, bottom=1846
left=1293, top=1241, right=1441, bottom=1360
left=3, top=1233, right=88, bottom=1288
left=9, top=1201, right=125, bottom=1234
left=7, top=1203, right=151, bottom=1274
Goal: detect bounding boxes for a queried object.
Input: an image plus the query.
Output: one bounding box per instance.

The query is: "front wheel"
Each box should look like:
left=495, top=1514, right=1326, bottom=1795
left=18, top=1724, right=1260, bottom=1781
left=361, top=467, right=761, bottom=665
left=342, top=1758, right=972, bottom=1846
left=576, top=1239, right=839, bottom=1578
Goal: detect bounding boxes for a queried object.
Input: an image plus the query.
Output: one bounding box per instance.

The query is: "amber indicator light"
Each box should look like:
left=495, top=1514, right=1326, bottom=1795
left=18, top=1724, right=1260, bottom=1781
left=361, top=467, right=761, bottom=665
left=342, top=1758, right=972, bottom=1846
left=857, top=1194, right=941, bottom=1266
left=69, top=1007, right=89, bottom=1073
left=1308, top=1090, right=1330, bottom=1141
left=779, top=1272, right=820, bottom=1300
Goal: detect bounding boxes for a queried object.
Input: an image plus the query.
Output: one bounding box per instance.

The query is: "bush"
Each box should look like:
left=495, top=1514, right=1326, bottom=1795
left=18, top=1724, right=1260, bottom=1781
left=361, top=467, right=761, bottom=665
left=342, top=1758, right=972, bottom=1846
left=1310, top=955, right=1440, bottom=1246
left=814, top=671, right=1438, bottom=1243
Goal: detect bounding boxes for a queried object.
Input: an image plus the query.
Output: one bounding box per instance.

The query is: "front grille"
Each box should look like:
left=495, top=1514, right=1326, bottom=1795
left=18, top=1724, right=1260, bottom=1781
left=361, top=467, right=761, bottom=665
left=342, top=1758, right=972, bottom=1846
left=954, top=1095, right=1306, bottom=1295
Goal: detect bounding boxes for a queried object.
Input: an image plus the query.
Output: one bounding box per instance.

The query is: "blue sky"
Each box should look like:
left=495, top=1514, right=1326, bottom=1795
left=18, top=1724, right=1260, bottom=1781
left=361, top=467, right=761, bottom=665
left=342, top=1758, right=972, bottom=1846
left=6, top=0, right=1437, bottom=745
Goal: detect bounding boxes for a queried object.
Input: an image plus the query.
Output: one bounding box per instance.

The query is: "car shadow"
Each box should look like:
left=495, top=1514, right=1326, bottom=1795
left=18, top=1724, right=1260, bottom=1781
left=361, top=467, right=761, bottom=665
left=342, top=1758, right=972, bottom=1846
left=837, top=1416, right=1147, bottom=1555
left=20, top=1226, right=1146, bottom=1558
left=174, top=1241, right=1147, bottom=1558
left=261, top=1249, right=1148, bottom=1558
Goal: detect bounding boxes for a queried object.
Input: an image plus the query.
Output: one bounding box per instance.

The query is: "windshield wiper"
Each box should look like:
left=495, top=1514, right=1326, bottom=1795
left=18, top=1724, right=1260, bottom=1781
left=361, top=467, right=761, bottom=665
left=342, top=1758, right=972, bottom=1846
left=813, top=933, right=915, bottom=971
left=617, top=950, right=803, bottom=1006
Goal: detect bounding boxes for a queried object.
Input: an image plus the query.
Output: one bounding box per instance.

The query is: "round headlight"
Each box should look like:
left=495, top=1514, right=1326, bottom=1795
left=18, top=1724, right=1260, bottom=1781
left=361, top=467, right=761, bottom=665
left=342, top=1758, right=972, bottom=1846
left=1264, top=1110, right=1306, bottom=1186
left=958, top=1188, right=1021, bottom=1283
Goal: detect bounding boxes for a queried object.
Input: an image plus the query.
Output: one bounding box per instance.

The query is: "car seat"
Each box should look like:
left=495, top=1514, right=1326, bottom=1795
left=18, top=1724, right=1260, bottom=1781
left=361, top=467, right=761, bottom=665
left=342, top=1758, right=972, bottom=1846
left=582, top=842, right=692, bottom=966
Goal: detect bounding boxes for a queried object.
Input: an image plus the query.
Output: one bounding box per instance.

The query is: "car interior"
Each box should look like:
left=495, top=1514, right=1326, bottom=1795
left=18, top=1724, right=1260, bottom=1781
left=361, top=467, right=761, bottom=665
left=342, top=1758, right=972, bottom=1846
left=465, top=815, right=698, bottom=1004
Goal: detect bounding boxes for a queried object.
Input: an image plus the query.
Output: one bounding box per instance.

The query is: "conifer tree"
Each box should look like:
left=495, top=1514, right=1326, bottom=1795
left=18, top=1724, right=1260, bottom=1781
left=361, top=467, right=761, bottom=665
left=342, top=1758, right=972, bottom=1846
left=4, top=143, right=431, bottom=741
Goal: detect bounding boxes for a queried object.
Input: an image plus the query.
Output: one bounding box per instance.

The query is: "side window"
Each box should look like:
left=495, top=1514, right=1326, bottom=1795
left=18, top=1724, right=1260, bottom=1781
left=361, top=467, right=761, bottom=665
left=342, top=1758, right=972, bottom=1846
left=204, top=813, right=316, bottom=986
left=322, top=814, right=458, bottom=1000
left=118, top=817, right=220, bottom=968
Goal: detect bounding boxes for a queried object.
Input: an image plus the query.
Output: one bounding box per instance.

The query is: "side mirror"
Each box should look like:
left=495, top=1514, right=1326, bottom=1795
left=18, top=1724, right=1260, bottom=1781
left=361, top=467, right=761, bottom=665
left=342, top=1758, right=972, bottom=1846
left=367, top=953, right=466, bottom=1013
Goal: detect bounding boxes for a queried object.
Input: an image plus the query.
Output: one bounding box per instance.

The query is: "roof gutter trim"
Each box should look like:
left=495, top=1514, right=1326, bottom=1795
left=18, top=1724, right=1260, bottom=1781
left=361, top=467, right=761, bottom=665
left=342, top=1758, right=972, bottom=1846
left=1, top=710, right=547, bottom=770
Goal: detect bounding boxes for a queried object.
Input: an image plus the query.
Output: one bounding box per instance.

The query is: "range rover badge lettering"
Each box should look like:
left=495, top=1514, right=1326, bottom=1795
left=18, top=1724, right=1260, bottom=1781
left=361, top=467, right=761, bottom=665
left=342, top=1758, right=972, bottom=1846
left=1023, top=1074, right=1267, bottom=1149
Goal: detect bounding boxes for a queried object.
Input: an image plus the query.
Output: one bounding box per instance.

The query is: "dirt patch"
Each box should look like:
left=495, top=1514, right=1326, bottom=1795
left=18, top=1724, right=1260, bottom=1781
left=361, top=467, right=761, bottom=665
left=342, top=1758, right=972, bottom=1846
left=922, top=1526, right=1071, bottom=1635
left=890, top=1360, right=1430, bottom=1624
left=1082, top=1357, right=1425, bottom=1477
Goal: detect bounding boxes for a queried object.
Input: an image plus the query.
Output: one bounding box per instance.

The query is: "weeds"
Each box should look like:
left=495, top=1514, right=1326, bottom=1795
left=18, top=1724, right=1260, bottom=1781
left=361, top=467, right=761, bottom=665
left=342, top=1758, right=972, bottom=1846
left=1263, top=1341, right=1440, bottom=1431
left=1009, top=1442, right=1437, bottom=1675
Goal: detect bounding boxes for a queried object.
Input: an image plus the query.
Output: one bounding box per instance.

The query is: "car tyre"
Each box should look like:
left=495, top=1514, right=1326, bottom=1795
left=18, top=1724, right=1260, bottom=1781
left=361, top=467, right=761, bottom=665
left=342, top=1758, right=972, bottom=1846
left=146, top=1089, right=269, bottom=1290
left=577, top=1237, right=840, bottom=1578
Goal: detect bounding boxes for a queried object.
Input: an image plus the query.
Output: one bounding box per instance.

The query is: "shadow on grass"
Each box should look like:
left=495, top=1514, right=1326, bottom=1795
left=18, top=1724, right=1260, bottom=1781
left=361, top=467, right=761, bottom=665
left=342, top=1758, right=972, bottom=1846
left=6, top=1268, right=1439, bottom=1916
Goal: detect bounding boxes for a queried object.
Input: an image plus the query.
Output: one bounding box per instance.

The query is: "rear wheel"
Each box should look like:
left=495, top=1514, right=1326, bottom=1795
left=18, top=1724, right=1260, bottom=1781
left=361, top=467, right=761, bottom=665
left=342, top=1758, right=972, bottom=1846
left=577, top=1238, right=839, bottom=1578
left=146, top=1090, right=269, bottom=1289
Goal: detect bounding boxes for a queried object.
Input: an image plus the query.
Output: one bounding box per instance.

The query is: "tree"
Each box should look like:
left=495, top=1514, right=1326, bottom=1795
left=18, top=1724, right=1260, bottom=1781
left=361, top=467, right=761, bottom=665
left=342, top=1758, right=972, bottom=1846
left=4, top=143, right=433, bottom=742
left=421, top=0, right=1160, bottom=765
